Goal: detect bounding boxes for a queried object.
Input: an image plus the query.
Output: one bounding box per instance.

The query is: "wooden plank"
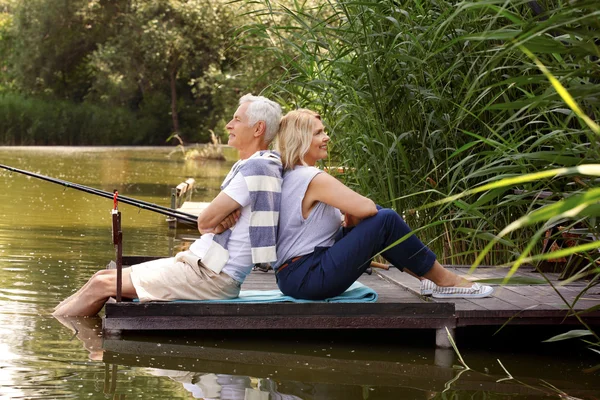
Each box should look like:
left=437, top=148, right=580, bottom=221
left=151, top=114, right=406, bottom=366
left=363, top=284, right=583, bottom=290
left=517, top=270, right=562, bottom=282
left=371, top=269, right=492, bottom=310
left=501, top=286, right=563, bottom=310
left=175, top=178, right=195, bottom=197
left=465, top=269, right=510, bottom=279
left=452, top=270, right=503, bottom=281
left=505, top=284, right=551, bottom=297
left=103, top=314, right=456, bottom=331
left=374, top=268, right=423, bottom=296
left=428, top=297, right=488, bottom=311
left=566, top=299, right=600, bottom=310
left=105, top=301, right=454, bottom=318
left=177, top=201, right=209, bottom=216
left=492, top=287, right=554, bottom=309
left=465, top=296, right=519, bottom=311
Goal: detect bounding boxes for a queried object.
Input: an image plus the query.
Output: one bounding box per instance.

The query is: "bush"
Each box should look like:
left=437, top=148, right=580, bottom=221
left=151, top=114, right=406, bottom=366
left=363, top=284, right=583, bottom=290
left=0, top=92, right=158, bottom=145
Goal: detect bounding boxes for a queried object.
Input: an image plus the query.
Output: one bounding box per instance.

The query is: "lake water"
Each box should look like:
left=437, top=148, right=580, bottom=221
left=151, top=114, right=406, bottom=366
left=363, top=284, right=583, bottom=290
left=0, top=147, right=598, bottom=399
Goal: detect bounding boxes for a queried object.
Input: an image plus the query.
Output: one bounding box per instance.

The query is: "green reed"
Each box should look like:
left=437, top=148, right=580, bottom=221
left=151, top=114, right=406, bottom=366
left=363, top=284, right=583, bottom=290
left=0, top=92, right=157, bottom=145
left=241, top=0, right=600, bottom=271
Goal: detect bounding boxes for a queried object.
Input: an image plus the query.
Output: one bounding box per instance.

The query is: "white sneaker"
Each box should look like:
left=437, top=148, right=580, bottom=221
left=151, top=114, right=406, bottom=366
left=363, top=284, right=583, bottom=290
left=432, top=282, right=494, bottom=299
left=420, top=279, right=436, bottom=296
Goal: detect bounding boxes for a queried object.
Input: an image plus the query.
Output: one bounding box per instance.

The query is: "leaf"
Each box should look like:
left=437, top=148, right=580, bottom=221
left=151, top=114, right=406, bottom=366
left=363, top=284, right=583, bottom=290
left=421, top=165, right=600, bottom=209
left=474, top=277, right=546, bottom=285
left=571, top=303, right=600, bottom=317
left=445, top=326, right=469, bottom=370
left=523, top=241, right=600, bottom=264
left=519, top=45, right=600, bottom=135
left=582, top=364, right=600, bottom=374
left=449, top=140, right=480, bottom=159
left=496, top=359, right=514, bottom=383
left=543, top=330, right=594, bottom=343
left=497, top=188, right=600, bottom=236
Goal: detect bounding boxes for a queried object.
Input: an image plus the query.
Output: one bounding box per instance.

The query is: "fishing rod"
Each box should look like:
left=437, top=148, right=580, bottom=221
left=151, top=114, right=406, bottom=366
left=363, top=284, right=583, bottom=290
left=0, top=163, right=199, bottom=225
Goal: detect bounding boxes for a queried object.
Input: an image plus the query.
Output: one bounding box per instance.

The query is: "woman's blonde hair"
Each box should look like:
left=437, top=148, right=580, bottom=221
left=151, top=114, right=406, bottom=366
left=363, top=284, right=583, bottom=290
left=276, top=109, right=321, bottom=170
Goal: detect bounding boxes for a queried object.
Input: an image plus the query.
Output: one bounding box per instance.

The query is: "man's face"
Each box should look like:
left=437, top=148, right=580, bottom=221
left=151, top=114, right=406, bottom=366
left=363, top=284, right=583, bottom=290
left=226, top=102, right=256, bottom=151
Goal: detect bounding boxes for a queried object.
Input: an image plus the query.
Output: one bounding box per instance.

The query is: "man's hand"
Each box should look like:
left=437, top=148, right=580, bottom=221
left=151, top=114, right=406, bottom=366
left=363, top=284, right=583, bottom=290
left=197, top=191, right=243, bottom=235
left=215, top=209, right=241, bottom=234
left=204, top=209, right=241, bottom=234
left=342, top=212, right=362, bottom=228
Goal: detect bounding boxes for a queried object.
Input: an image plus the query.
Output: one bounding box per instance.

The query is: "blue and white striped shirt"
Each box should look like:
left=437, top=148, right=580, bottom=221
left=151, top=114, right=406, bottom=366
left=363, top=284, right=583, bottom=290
left=201, top=150, right=283, bottom=274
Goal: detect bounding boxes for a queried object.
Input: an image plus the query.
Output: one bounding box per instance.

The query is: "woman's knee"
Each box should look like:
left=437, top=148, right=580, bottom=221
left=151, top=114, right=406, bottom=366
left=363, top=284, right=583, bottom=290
left=374, top=208, right=404, bottom=225
left=377, top=208, right=397, bottom=219
left=372, top=208, right=415, bottom=237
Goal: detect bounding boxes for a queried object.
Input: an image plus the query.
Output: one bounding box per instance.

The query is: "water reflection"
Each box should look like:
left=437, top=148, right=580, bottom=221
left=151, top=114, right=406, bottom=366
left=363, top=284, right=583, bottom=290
left=0, top=146, right=234, bottom=399
left=49, top=315, right=600, bottom=400
left=145, top=370, right=301, bottom=400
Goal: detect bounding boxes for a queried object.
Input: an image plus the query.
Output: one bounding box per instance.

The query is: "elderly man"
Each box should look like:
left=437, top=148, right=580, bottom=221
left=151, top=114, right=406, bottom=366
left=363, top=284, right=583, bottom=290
left=53, top=94, right=283, bottom=316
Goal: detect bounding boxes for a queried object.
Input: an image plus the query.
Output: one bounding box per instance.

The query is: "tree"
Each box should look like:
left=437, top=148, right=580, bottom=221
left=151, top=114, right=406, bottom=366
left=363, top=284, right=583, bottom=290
left=87, top=0, right=235, bottom=140
left=0, top=0, right=15, bottom=90
left=2, top=0, right=283, bottom=145
left=9, top=0, right=127, bottom=100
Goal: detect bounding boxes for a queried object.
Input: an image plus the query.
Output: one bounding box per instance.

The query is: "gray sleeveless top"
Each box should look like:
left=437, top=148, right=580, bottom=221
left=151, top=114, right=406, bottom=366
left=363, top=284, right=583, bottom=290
left=274, top=166, right=342, bottom=269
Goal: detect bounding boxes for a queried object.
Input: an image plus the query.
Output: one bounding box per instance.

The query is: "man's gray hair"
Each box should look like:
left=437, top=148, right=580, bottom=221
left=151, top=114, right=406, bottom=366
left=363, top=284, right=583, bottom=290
left=239, top=94, right=282, bottom=144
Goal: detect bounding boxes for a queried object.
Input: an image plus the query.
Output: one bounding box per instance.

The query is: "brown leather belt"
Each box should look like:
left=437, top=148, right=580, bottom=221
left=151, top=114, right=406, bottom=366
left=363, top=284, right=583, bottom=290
left=276, top=256, right=302, bottom=274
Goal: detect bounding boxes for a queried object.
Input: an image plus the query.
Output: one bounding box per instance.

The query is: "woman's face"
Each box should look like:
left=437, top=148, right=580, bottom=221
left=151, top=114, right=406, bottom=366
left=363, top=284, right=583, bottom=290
left=303, top=117, right=329, bottom=166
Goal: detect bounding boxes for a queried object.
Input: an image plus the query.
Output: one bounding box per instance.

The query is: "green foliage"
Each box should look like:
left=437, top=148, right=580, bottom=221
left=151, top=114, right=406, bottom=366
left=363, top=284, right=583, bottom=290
left=8, top=0, right=120, bottom=101
left=0, top=92, right=154, bottom=145
left=544, top=329, right=594, bottom=342
left=242, top=0, right=600, bottom=269
left=0, top=0, right=15, bottom=91
left=84, top=0, right=235, bottom=141
left=0, top=0, right=281, bottom=145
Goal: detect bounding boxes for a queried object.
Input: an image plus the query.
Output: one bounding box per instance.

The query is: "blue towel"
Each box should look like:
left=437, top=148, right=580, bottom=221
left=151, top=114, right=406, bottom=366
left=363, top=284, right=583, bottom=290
left=139, top=281, right=378, bottom=304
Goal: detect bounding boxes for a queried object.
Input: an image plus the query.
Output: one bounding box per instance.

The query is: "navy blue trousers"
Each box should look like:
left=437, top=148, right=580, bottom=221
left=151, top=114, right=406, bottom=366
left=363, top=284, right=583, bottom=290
left=276, top=208, right=436, bottom=300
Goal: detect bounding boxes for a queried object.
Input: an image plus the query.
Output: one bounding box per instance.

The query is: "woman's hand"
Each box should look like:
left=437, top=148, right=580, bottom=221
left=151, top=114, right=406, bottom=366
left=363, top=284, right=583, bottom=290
left=342, top=212, right=362, bottom=228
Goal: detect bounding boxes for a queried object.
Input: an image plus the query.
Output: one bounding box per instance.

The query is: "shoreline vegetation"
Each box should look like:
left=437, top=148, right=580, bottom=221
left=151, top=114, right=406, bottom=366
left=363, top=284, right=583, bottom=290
left=0, top=0, right=279, bottom=146
left=1, top=0, right=598, bottom=341
left=240, top=0, right=600, bottom=273
left=248, top=0, right=600, bottom=345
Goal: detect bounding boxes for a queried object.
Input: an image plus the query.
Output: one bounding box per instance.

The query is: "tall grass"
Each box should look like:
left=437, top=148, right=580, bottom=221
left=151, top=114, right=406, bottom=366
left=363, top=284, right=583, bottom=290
left=241, top=0, right=600, bottom=272
left=0, top=92, right=159, bottom=145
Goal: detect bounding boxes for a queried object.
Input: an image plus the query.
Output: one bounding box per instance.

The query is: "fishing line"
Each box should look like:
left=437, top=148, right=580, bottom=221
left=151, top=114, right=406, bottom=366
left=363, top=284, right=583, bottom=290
left=0, top=163, right=198, bottom=225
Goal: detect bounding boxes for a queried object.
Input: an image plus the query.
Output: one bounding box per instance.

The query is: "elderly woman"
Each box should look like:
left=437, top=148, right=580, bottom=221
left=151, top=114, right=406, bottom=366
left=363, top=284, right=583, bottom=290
left=273, top=109, right=493, bottom=300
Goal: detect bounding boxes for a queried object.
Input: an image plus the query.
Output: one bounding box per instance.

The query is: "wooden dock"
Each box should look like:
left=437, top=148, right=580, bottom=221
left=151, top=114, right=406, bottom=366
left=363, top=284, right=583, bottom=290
left=103, top=264, right=600, bottom=347
left=167, top=178, right=210, bottom=228
left=379, top=266, right=600, bottom=328
left=176, top=200, right=209, bottom=216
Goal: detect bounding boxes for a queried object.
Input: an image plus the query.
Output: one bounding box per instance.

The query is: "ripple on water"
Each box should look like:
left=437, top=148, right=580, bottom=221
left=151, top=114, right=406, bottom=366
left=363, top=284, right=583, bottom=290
left=0, top=314, right=113, bottom=400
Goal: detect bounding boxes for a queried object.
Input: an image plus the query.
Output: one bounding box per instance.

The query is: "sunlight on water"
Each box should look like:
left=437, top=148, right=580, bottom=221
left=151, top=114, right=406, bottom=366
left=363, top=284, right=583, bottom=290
left=0, top=343, right=26, bottom=400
